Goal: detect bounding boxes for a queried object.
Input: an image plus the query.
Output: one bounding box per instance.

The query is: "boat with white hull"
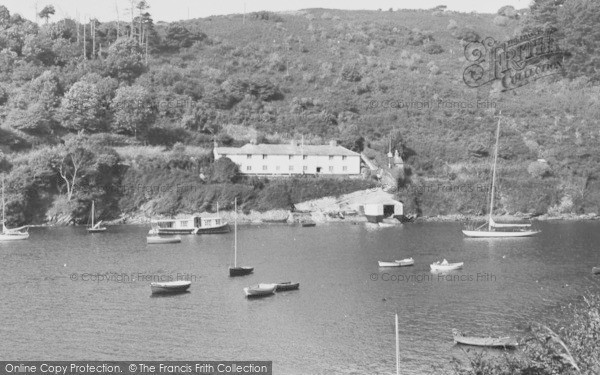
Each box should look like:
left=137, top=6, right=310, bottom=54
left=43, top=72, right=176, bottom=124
left=462, top=116, right=540, bottom=238
left=243, top=283, right=277, bottom=298
left=430, top=259, right=463, bottom=271
left=0, top=178, right=29, bottom=241
left=151, top=214, right=229, bottom=235
left=87, top=201, right=107, bottom=233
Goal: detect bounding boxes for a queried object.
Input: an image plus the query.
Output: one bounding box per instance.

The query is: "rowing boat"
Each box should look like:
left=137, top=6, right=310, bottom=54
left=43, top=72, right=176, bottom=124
left=430, top=259, right=463, bottom=271
left=378, top=258, right=414, bottom=267
left=453, top=329, right=518, bottom=348
left=275, top=282, right=300, bottom=291
left=150, top=280, right=191, bottom=294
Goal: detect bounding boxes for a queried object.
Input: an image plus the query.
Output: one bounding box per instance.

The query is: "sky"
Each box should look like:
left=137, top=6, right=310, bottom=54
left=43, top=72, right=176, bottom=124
left=3, top=0, right=530, bottom=23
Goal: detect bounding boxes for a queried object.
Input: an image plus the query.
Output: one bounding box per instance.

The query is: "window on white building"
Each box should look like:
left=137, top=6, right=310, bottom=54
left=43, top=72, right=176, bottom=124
left=342, top=156, right=347, bottom=160
left=329, top=155, right=334, bottom=160
left=247, top=166, right=252, bottom=171
left=247, top=154, right=252, bottom=159
left=262, top=165, right=267, bottom=171
left=303, top=155, right=307, bottom=160
left=303, top=166, right=308, bottom=171
left=343, top=166, right=348, bottom=172
left=289, top=166, right=294, bottom=171
left=329, top=166, right=334, bottom=172
left=289, top=155, right=293, bottom=160
left=262, top=154, right=267, bottom=159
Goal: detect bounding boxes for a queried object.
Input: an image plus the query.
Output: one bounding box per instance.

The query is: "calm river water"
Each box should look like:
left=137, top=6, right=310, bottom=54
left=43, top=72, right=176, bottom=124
left=1, top=221, right=599, bottom=374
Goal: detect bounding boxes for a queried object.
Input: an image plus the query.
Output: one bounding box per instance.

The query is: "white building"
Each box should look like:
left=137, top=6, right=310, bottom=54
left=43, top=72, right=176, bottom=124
left=213, top=140, right=361, bottom=176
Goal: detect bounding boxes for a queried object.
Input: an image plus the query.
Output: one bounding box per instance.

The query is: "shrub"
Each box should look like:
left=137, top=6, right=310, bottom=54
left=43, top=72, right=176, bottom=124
left=493, top=16, right=509, bottom=26
left=424, top=43, right=444, bottom=54
left=527, top=161, right=551, bottom=178
left=341, top=64, right=362, bottom=82
left=209, top=157, right=239, bottom=183
left=456, top=28, right=480, bottom=42
left=497, top=5, right=517, bottom=18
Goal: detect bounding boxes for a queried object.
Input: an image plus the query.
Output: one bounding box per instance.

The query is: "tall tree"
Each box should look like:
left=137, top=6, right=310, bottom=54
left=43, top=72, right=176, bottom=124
left=105, top=37, right=145, bottom=82
left=39, top=5, right=56, bottom=24
left=136, top=1, right=149, bottom=44
left=59, top=81, right=104, bottom=133
left=51, top=135, right=96, bottom=201
left=110, top=85, right=155, bottom=137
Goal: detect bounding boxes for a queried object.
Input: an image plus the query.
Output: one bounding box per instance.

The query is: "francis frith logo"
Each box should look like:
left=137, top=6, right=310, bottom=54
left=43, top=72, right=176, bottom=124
left=463, top=29, right=565, bottom=91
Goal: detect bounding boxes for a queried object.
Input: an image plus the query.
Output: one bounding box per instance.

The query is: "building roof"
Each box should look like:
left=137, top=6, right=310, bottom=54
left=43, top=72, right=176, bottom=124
left=215, top=143, right=360, bottom=157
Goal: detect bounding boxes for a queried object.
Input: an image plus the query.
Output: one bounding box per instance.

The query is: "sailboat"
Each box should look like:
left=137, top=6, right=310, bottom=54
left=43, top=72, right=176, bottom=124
left=0, top=178, right=29, bottom=241
left=228, top=198, right=254, bottom=277
left=87, top=200, right=107, bottom=233
left=462, top=117, right=540, bottom=238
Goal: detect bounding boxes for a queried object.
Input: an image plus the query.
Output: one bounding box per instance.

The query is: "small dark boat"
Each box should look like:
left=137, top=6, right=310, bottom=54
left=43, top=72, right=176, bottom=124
left=275, top=281, right=300, bottom=291
left=453, top=329, right=518, bottom=348
left=228, top=199, right=253, bottom=277
left=150, top=280, right=191, bottom=294
left=229, top=266, right=254, bottom=277
left=593, top=267, right=600, bottom=275
left=301, top=221, right=316, bottom=227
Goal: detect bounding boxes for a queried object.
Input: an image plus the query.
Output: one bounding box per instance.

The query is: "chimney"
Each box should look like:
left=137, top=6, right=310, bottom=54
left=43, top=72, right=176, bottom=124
left=329, top=140, right=337, bottom=147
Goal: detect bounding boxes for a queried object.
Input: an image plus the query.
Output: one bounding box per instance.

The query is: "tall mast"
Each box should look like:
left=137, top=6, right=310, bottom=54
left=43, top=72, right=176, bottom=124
left=2, top=177, right=5, bottom=225
left=488, top=117, right=501, bottom=231
left=234, top=198, right=237, bottom=267
left=395, top=313, right=399, bottom=375
left=91, top=201, right=95, bottom=227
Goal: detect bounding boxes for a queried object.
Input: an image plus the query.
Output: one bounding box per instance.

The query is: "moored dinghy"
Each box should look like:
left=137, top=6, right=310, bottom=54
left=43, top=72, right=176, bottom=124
left=453, top=329, right=518, bottom=348
left=147, top=235, right=181, bottom=244
left=394, top=258, right=414, bottom=266
left=378, top=258, right=414, bottom=267
left=593, top=267, right=600, bottom=275
left=150, top=280, right=191, bottom=294
left=243, top=283, right=277, bottom=298
left=430, top=259, right=463, bottom=271
left=275, top=281, right=300, bottom=291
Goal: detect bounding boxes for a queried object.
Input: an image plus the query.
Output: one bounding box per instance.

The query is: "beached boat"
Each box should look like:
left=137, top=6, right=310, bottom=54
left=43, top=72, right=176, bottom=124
left=150, top=280, right=191, bottom=294
left=229, top=198, right=254, bottom=277
left=87, top=200, right=107, bottom=233
left=147, top=235, right=181, bottom=244
left=430, top=259, right=463, bottom=271
left=462, top=117, right=540, bottom=238
left=301, top=221, right=316, bottom=227
left=243, top=283, right=277, bottom=298
left=593, top=267, right=600, bottom=275
left=0, top=179, right=29, bottom=241
left=378, top=258, right=414, bottom=267
left=151, top=214, right=229, bottom=235
left=453, top=329, right=518, bottom=348
left=275, top=282, right=300, bottom=291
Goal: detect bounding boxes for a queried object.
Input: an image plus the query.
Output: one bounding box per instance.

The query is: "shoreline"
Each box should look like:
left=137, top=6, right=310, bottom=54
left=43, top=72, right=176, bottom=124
left=37, top=210, right=599, bottom=227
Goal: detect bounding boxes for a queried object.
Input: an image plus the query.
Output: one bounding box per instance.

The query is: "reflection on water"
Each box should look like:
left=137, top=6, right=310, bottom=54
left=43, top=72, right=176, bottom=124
left=0, top=221, right=599, bottom=374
